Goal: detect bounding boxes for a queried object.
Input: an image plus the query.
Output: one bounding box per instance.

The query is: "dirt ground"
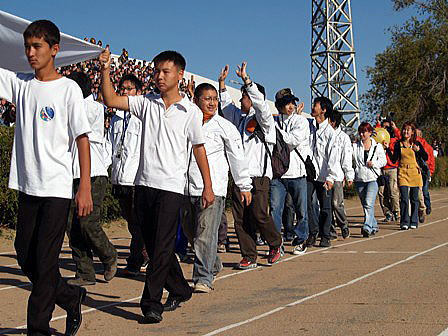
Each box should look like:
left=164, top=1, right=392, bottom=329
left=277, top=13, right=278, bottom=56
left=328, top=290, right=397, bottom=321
left=1, top=190, right=447, bottom=336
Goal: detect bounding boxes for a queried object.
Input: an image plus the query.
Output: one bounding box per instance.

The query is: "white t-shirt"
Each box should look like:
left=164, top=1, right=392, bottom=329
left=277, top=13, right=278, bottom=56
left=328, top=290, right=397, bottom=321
left=128, top=93, right=204, bottom=194
left=0, top=68, right=91, bottom=199
left=72, top=95, right=108, bottom=178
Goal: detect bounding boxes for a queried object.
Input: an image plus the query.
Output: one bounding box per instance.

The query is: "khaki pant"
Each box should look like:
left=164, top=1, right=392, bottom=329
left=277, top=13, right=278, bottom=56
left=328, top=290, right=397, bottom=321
left=378, top=168, right=400, bottom=217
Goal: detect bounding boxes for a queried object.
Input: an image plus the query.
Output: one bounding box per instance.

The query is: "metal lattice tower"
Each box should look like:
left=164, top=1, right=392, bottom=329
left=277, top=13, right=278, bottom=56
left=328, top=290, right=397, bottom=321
left=311, top=0, right=360, bottom=127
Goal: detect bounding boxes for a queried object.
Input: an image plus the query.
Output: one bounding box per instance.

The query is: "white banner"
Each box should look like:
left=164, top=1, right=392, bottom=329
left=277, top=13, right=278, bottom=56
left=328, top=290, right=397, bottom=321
left=0, top=10, right=103, bottom=73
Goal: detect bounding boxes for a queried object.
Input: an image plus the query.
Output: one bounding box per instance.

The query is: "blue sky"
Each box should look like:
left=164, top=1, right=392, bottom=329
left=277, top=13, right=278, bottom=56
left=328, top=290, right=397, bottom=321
left=1, top=0, right=417, bottom=115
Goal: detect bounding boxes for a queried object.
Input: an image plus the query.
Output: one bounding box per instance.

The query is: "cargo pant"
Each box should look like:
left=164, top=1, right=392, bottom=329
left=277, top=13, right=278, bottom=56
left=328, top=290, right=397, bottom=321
left=67, top=176, right=117, bottom=281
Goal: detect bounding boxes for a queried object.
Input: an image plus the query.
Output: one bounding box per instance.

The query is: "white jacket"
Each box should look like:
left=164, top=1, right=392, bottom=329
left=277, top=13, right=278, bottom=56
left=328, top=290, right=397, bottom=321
left=73, top=95, right=108, bottom=178
left=220, top=83, right=276, bottom=179
left=352, top=138, right=387, bottom=182
left=308, top=118, right=338, bottom=183
left=186, top=114, right=252, bottom=197
left=106, top=110, right=142, bottom=186
left=275, top=113, right=310, bottom=179
left=333, top=126, right=355, bottom=182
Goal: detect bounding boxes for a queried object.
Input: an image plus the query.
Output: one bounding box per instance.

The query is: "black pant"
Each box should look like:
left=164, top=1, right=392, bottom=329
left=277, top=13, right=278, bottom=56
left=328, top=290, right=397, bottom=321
left=135, top=186, right=192, bottom=315
left=113, top=185, right=147, bottom=271
left=15, top=192, right=80, bottom=335
left=307, top=181, right=333, bottom=240
left=232, top=177, right=282, bottom=262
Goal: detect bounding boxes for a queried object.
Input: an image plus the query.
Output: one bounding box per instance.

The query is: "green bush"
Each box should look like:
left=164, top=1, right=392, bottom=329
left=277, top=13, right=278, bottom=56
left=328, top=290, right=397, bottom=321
left=431, top=156, right=448, bottom=188
left=0, top=127, right=121, bottom=229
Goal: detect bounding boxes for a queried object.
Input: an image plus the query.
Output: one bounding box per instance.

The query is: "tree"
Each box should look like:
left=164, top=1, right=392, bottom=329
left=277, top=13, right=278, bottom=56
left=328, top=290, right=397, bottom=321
left=362, top=0, right=448, bottom=142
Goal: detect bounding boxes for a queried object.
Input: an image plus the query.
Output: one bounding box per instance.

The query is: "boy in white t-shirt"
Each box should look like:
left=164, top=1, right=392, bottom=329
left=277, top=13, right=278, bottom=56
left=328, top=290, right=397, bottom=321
left=99, top=48, right=214, bottom=323
left=0, top=20, right=93, bottom=336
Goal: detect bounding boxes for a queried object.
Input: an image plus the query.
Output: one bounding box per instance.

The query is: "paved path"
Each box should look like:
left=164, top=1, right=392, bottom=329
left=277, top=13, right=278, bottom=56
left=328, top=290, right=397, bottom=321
left=1, top=190, right=447, bottom=336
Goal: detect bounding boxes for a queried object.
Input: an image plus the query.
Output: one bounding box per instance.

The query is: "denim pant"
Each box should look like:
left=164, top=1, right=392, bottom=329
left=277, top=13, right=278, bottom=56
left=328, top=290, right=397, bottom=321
left=422, top=174, right=431, bottom=211
left=400, top=186, right=419, bottom=228
left=189, top=196, right=225, bottom=287
left=270, top=177, right=308, bottom=243
left=355, top=181, right=379, bottom=233
left=307, top=181, right=333, bottom=240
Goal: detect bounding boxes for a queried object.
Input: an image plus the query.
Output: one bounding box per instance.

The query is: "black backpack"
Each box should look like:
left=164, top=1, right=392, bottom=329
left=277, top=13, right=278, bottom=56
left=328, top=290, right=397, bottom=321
left=252, top=122, right=291, bottom=179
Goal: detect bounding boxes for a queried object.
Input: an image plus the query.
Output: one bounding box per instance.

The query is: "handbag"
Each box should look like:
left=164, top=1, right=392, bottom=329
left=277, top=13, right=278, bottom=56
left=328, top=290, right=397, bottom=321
left=293, top=148, right=316, bottom=182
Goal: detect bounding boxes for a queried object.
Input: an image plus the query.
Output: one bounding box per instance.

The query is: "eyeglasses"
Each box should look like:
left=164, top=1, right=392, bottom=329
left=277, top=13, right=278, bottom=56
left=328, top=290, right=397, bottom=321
left=121, top=87, right=136, bottom=91
left=200, top=96, right=219, bottom=103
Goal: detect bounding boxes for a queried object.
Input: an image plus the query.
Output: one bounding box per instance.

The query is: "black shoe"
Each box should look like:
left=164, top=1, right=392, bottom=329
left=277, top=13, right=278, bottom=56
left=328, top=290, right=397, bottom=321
left=104, top=258, right=118, bottom=282
left=305, top=234, right=317, bottom=247
left=361, top=228, right=370, bottom=238
left=341, top=227, right=350, bottom=239
left=65, top=287, right=87, bottom=336
left=163, top=296, right=191, bottom=312
left=67, top=277, right=96, bottom=286
left=141, top=310, right=163, bottom=324
left=319, top=237, right=331, bottom=247
left=426, top=208, right=431, bottom=215
left=291, top=237, right=304, bottom=247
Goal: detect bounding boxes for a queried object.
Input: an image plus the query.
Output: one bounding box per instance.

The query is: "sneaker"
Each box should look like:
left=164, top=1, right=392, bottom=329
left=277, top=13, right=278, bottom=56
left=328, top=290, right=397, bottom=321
left=194, top=283, right=213, bottom=293
left=410, top=225, right=417, bottom=229
left=341, top=227, right=350, bottom=239
left=393, top=212, right=400, bottom=222
left=401, top=225, right=409, bottom=230
left=237, top=257, right=257, bottom=270
left=305, top=234, right=317, bottom=247
left=426, top=207, right=431, bottom=215
left=267, top=248, right=281, bottom=265
left=255, top=235, right=265, bottom=246
left=67, top=277, right=96, bottom=287
left=280, top=244, right=285, bottom=257
left=292, top=243, right=307, bottom=255
left=418, top=210, right=425, bottom=223
left=385, top=212, right=394, bottom=222
left=319, top=237, right=331, bottom=247
left=217, top=244, right=226, bottom=253
left=361, top=228, right=370, bottom=238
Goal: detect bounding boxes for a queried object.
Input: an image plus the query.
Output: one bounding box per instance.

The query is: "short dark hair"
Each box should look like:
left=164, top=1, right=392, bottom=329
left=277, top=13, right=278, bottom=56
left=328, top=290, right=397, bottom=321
left=23, top=20, right=60, bottom=47
left=67, top=71, right=91, bottom=99
left=358, top=122, right=374, bottom=134
left=313, top=96, right=333, bottom=119
left=194, top=83, right=217, bottom=98
left=329, top=109, right=343, bottom=128
left=153, top=50, right=186, bottom=70
left=119, top=74, right=142, bottom=91
left=241, top=82, right=266, bottom=100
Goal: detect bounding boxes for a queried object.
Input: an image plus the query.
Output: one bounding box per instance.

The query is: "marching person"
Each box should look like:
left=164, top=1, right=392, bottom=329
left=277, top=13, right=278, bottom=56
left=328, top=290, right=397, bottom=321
left=353, top=122, right=387, bottom=237
left=219, top=63, right=282, bottom=269
left=328, top=110, right=354, bottom=239
left=269, top=88, right=310, bottom=255
left=100, top=49, right=214, bottom=323
left=187, top=82, right=252, bottom=293
left=306, top=97, right=338, bottom=247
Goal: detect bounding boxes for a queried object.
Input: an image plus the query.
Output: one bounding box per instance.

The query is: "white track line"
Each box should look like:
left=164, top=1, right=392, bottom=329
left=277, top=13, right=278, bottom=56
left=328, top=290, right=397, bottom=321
left=2, top=208, right=448, bottom=333
left=202, top=241, right=448, bottom=336
left=439, top=327, right=448, bottom=335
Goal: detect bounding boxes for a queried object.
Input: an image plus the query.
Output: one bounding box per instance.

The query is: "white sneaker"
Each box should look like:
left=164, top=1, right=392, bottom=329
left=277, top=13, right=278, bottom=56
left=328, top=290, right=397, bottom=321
left=194, top=283, right=213, bottom=293
left=293, top=243, right=307, bottom=255
left=401, top=225, right=409, bottom=230
left=410, top=225, right=417, bottom=229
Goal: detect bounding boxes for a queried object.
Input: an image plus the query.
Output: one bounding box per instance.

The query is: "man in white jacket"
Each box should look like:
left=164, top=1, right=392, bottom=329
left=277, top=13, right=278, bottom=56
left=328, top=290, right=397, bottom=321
left=219, top=63, right=283, bottom=269
left=106, top=74, right=148, bottom=277
left=186, top=83, right=252, bottom=293
left=306, top=96, right=338, bottom=248
left=270, top=88, right=310, bottom=255
left=328, top=110, right=354, bottom=239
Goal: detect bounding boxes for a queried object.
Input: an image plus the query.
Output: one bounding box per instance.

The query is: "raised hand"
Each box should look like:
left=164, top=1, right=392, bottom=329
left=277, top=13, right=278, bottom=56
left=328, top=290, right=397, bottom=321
left=219, top=65, right=229, bottom=83
left=297, top=101, right=305, bottom=114
left=236, top=61, right=249, bottom=83
left=186, top=75, right=195, bottom=99
left=99, top=46, right=111, bottom=71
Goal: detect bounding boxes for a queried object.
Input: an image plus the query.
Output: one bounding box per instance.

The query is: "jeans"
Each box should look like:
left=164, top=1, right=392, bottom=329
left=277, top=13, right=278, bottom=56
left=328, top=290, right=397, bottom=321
left=400, top=186, right=419, bottom=227
left=189, top=196, right=225, bottom=287
left=270, top=177, right=308, bottom=243
left=307, top=181, right=333, bottom=240
left=282, top=193, right=295, bottom=239
left=422, top=174, right=431, bottom=211
left=378, top=168, right=400, bottom=217
left=355, top=181, right=379, bottom=233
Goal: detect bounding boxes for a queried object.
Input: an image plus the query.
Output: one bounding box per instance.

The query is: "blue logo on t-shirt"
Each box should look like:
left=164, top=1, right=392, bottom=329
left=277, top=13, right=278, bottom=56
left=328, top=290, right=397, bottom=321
left=40, top=107, right=55, bottom=121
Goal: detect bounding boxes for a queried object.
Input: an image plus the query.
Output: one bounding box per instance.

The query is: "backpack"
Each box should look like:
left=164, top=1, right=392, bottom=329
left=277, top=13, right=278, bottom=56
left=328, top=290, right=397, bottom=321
left=252, top=122, right=291, bottom=179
